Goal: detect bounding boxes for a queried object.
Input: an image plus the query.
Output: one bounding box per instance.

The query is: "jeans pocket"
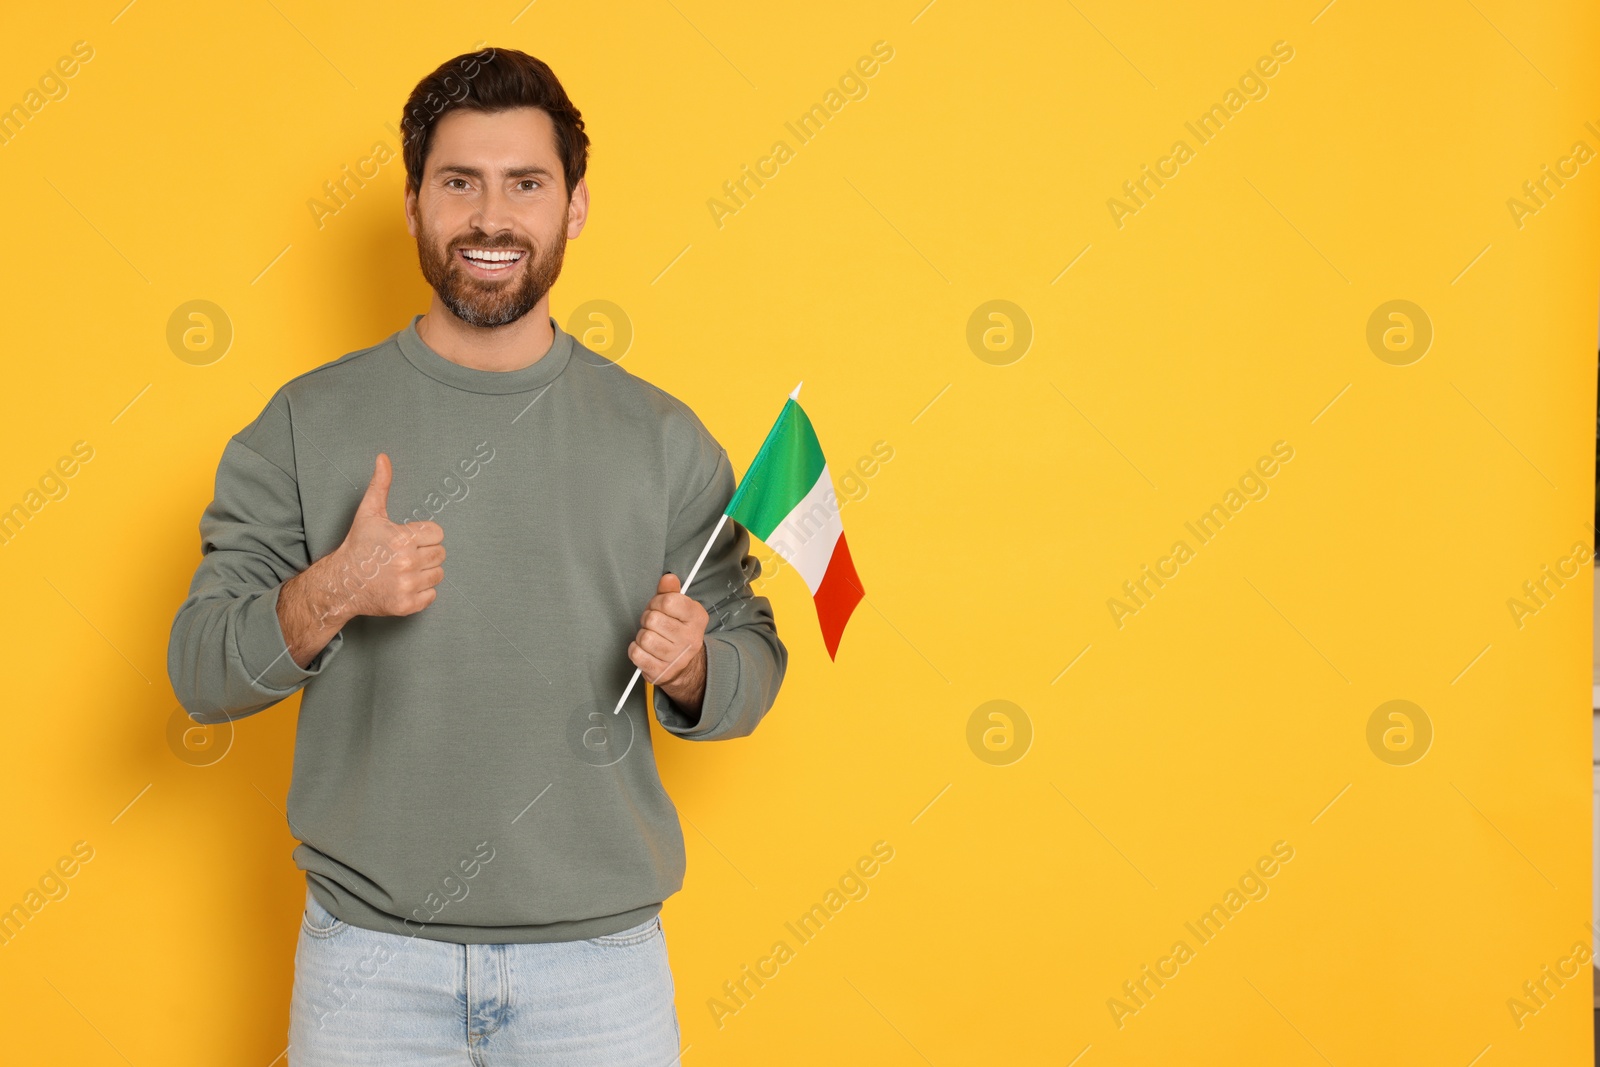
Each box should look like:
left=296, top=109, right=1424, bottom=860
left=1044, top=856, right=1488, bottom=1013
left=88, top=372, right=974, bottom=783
left=585, top=914, right=661, bottom=947
left=301, top=889, right=349, bottom=939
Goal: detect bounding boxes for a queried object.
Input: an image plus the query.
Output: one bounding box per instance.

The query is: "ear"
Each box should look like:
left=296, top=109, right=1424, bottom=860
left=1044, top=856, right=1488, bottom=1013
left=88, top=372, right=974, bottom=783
left=566, top=176, right=590, bottom=239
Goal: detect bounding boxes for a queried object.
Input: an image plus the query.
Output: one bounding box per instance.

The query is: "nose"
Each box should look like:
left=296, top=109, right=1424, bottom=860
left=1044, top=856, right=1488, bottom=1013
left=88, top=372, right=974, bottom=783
left=470, top=182, right=515, bottom=239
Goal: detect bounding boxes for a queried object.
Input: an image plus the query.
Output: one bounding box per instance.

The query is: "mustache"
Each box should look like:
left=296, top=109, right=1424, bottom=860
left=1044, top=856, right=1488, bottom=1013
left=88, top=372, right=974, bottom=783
left=449, top=236, right=531, bottom=252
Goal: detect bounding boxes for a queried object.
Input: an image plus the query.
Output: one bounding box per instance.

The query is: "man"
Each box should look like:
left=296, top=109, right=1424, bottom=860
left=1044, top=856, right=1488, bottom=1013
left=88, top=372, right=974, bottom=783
left=166, top=46, right=787, bottom=1064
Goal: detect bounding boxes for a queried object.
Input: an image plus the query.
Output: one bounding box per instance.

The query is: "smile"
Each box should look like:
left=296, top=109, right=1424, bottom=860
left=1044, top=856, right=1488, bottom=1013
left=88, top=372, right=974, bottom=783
left=458, top=248, right=526, bottom=274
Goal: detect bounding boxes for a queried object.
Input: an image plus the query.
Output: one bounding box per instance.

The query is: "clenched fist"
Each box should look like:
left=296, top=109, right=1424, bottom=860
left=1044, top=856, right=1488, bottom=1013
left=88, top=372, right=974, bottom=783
left=629, top=572, right=709, bottom=712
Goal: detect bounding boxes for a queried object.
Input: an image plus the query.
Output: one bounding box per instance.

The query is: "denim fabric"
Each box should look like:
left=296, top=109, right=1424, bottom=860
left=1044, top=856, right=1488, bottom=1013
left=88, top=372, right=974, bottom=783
left=288, top=888, right=683, bottom=1066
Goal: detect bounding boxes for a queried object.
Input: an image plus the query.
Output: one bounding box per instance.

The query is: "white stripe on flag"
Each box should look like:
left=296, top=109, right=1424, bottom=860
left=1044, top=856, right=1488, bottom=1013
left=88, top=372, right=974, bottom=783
left=767, top=463, right=843, bottom=595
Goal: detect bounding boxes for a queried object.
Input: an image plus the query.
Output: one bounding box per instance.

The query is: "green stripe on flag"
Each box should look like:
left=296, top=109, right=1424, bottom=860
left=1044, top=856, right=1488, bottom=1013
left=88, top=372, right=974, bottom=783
left=725, top=398, right=827, bottom=541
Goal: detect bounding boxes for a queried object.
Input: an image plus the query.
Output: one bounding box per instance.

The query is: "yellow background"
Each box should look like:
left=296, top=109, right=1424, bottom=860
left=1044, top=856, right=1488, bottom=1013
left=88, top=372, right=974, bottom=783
left=1, top=1, right=1596, bottom=1063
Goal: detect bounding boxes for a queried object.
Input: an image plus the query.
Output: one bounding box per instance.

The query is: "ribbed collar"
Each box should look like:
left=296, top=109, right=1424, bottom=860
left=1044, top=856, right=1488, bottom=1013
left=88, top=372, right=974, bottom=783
left=397, top=313, right=573, bottom=394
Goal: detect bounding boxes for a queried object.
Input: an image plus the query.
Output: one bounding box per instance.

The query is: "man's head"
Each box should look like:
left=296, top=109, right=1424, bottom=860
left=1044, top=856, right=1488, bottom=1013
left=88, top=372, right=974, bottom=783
left=400, top=48, right=590, bottom=329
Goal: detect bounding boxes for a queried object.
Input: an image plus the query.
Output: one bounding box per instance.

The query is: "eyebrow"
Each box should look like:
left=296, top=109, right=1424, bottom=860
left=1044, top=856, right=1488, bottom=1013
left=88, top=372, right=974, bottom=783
left=434, top=164, right=556, bottom=180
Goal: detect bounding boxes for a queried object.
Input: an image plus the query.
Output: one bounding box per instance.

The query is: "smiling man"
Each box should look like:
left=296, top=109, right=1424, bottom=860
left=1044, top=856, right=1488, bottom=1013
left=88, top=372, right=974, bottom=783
left=166, top=46, right=787, bottom=1065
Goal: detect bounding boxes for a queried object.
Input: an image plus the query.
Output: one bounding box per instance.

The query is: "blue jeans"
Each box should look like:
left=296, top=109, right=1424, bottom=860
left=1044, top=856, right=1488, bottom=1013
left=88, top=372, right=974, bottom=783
left=288, top=887, right=683, bottom=1065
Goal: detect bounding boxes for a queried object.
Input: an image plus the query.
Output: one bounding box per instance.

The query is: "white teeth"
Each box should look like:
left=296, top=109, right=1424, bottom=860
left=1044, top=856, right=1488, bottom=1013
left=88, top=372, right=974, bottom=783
left=461, top=249, right=523, bottom=263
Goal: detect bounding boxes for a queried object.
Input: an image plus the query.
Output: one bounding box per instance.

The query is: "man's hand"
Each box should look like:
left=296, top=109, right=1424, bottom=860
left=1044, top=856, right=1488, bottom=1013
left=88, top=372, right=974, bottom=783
left=332, top=452, right=447, bottom=619
left=276, top=453, right=445, bottom=668
left=629, top=572, right=709, bottom=712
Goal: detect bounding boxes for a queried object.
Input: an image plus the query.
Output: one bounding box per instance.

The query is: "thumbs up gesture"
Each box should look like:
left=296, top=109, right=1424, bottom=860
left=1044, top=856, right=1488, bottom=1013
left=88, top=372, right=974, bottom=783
left=333, top=453, right=447, bottom=618
left=628, top=572, right=709, bottom=710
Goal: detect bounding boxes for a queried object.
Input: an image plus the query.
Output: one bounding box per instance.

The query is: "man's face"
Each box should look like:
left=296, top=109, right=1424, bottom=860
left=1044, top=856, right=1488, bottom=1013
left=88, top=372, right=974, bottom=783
left=406, top=106, right=585, bottom=328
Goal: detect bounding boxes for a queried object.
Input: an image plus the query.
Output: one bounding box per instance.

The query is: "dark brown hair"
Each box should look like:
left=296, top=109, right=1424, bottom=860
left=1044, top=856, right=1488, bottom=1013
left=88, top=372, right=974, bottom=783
left=399, top=46, right=590, bottom=199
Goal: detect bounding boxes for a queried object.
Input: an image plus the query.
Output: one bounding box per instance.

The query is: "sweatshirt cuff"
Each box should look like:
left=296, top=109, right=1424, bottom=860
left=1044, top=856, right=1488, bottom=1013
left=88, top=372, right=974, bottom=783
left=653, top=634, right=738, bottom=739
left=238, top=582, right=343, bottom=693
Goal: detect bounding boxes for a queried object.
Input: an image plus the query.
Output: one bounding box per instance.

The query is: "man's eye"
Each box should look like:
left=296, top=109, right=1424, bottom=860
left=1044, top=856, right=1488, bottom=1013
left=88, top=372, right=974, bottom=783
left=519, top=180, right=538, bottom=190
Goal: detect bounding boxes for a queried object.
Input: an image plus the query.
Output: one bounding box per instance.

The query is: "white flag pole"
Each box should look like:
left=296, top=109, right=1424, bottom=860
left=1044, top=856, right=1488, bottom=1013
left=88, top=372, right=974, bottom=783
left=610, top=380, right=803, bottom=716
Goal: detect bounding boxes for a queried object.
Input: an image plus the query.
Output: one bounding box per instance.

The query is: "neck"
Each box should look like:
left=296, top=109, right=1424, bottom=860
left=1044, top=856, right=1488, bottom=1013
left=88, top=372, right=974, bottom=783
left=416, top=295, right=555, bottom=372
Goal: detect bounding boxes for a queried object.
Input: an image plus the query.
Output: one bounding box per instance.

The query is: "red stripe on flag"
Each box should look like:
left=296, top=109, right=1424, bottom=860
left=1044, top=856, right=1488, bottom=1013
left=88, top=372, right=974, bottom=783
left=812, top=531, right=864, bottom=660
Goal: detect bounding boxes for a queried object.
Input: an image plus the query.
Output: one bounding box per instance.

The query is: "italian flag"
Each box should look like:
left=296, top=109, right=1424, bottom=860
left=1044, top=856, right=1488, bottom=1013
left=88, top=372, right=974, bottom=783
left=725, top=383, right=864, bottom=660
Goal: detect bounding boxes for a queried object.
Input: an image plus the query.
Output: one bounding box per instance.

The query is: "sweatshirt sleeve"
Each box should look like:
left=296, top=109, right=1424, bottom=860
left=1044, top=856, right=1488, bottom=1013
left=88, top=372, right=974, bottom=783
left=652, top=444, right=788, bottom=741
left=166, top=429, right=345, bottom=726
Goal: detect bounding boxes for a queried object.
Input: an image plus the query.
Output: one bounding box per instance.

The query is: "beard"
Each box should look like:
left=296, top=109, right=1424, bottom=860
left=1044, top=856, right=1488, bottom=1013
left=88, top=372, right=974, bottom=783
left=415, top=213, right=567, bottom=329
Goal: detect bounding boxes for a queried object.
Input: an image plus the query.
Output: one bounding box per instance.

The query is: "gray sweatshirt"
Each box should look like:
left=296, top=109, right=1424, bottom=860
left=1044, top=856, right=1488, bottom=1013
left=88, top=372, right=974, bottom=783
left=166, top=313, right=787, bottom=943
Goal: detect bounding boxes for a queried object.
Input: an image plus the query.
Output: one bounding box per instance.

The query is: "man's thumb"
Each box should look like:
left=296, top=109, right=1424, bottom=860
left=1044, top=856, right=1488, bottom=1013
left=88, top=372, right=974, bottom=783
left=359, top=453, right=392, bottom=517
left=658, top=571, right=681, bottom=594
